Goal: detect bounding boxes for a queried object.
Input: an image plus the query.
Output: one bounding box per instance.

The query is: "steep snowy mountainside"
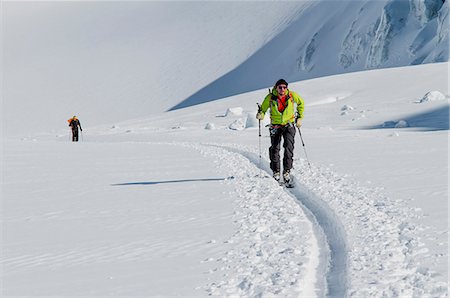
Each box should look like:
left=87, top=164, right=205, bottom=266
left=173, top=0, right=449, bottom=110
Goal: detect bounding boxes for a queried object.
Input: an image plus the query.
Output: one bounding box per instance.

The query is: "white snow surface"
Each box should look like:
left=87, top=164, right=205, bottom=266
left=2, top=2, right=449, bottom=296
left=3, top=63, right=448, bottom=297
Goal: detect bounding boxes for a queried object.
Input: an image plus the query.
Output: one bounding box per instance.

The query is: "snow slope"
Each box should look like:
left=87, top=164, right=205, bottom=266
left=3, top=1, right=305, bottom=136
left=3, top=63, right=448, bottom=296
left=170, top=0, right=449, bottom=109
left=3, top=1, right=448, bottom=136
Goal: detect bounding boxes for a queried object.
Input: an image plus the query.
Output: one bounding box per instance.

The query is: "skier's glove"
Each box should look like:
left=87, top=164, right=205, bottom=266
left=256, top=112, right=264, bottom=120
left=296, top=118, right=303, bottom=128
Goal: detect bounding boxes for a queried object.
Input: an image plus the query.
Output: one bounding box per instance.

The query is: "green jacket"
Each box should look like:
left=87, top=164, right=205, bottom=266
left=259, top=89, right=304, bottom=125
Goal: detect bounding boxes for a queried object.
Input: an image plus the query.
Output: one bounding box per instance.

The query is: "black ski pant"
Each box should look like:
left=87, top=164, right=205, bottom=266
left=72, top=129, right=79, bottom=142
left=269, top=123, right=296, bottom=174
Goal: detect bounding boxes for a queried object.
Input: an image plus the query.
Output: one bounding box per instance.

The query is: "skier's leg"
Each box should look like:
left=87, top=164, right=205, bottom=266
left=282, top=124, right=296, bottom=173
left=269, top=126, right=282, bottom=174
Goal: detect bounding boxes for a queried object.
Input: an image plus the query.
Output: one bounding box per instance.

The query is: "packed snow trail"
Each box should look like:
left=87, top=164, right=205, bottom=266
left=287, top=178, right=348, bottom=297
left=199, top=143, right=348, bottom=297
left=186, top=142, right=324, bottom=297
left=186, top=141, right=447, bottom=297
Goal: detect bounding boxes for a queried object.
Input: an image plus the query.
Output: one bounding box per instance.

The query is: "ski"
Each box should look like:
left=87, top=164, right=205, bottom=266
left=284, top=180, right=295, bottom=188
left=276, top=178, right=294, bottom=188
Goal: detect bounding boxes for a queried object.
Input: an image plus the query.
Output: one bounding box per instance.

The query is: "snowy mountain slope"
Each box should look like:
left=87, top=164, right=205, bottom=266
left=172, top=0, right=449, bottom=110
left=4, top=1, right=448, bottom=137
left=5, top=63, right=447, bottom=296
left=3, top=1, right=305, bottom=136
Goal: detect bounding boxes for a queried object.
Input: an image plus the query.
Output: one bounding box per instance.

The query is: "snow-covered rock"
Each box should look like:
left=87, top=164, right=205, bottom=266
left=418, top=90, right=447, bottom=103
left=410, top=0, right=446, bottom=25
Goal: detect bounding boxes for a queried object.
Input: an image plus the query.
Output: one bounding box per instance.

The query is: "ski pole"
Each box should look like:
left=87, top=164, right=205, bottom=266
left=257, top=103, right=262, bottom=177
left=297, top=126, right=312, bottom=171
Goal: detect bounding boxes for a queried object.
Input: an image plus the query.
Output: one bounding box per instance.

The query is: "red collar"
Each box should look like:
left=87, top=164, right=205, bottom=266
left=277, top=94, right=288, bottom=112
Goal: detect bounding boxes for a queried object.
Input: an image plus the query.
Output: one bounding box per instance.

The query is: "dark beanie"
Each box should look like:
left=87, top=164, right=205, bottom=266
left=275, top=79, right=288, bottom=87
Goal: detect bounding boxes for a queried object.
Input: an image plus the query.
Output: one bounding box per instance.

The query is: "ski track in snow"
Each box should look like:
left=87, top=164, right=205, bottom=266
left=181, top=141, right=447, bottom=297
left=181, top=142, right=321, bottom=297
left=194, top=142, right=347, bottom=297
left=4, top=139, right=446, bottom=297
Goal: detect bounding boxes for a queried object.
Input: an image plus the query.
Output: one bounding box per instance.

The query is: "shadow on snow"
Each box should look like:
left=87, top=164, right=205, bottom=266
left=362, top=105, right=449, bottom=131
left=111, top=177, right=234, bottom=186
left=166, top=3, right=324, bottom=111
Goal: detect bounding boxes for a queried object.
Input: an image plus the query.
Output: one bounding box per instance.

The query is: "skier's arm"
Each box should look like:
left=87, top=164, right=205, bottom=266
left=78, top=122, right=82, bottom=131
left=292, top=92, right=305, bottom=119
left=259, top=94, right=272, bottom=117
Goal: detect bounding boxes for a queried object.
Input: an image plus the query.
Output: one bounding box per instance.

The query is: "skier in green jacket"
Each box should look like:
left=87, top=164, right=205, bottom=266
left=256, top=79, right=304, bottom=184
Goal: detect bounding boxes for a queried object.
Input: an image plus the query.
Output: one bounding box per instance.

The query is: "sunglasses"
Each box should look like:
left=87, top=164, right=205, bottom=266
left=277, top=85, right=287, bottom=90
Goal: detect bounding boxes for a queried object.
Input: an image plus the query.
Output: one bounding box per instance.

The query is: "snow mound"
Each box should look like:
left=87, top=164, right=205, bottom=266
left=229, top=118, right=246, bottom=131
left=245, top=115, right=259, bottom=129
left=205, top=123, right=216, bottom=130
left=226, top=107, right=244, bottom=116
left=341, top=105, right=355, bottom=111
left=418, top=91, right=447, bottom=103
left=395, top=120, right=409, bottom=128
left=382, top=120, right=410, bottom=128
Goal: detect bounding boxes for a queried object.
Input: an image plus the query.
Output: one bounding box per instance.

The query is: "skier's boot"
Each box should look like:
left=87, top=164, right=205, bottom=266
left=273, top=171, right=280, bottom=182
left=283, top=170, right=290, bottom=183
left=283, top=170, right=294, bottom=188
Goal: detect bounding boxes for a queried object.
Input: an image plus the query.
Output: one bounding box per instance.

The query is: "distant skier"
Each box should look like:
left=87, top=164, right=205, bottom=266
left=256, top=79, right=304, bottom=185
left=68, top=115, right=83, bottom=142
